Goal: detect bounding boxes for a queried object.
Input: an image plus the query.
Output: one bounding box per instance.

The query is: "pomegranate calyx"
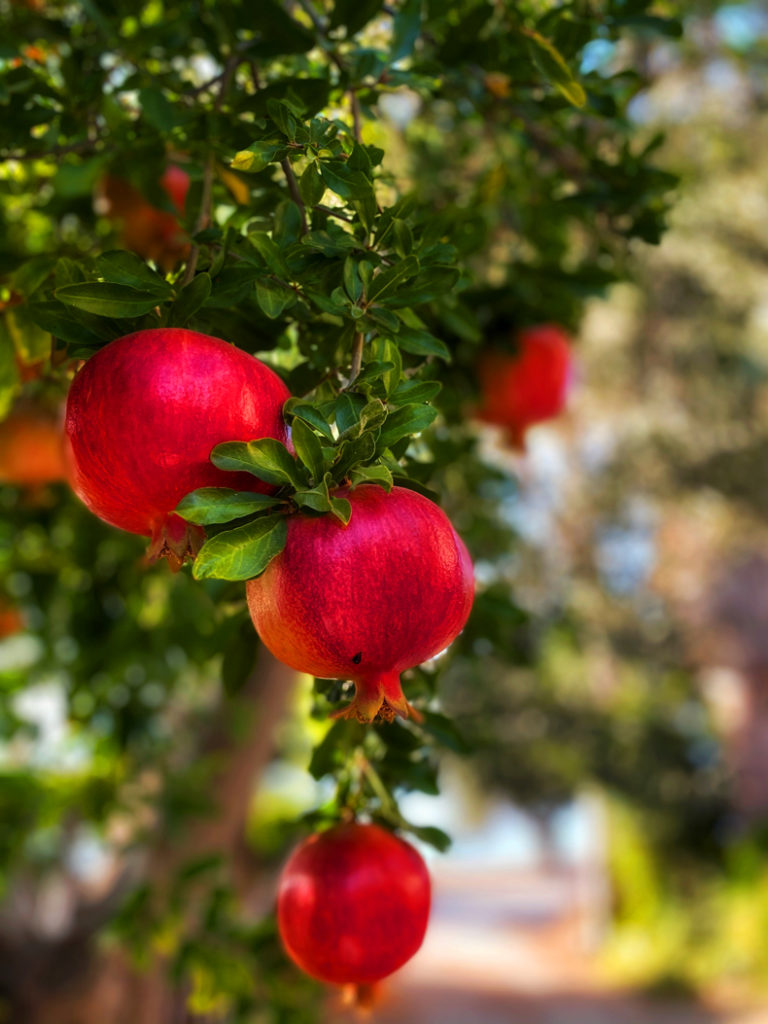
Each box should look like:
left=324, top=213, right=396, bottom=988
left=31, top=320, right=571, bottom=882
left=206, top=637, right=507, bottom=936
left=330, top=673, right=421, bottom=725
left=146, top=514, right=205, bottom=572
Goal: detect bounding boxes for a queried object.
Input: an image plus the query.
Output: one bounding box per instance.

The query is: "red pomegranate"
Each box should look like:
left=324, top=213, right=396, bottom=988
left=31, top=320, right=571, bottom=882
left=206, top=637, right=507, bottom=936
left=0, top=401, right=67, bottom=487
left=476, top=323, right=573, bottom=449
left=102, top=164, right=190, bottom=270
left=65, top=328, right=290, bottom=567
left=246, top=484, right=474, bottom=722
left=277, top=822, right=431, bottom=986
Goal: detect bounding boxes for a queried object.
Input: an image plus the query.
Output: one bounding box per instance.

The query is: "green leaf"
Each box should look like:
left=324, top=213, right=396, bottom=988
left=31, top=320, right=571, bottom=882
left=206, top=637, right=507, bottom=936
left=0, top=321, right=20, bottom=419
left=95, top=251, right=173, bottom=297
left=329, top=0, right=384, bottom=36
left=524, top=29, right=587, bottom=108
left=407, top=823, right=452, bottom=853
left=193, top=515, right=288, bottom=581
left=299, top=163, right=325, bottom=206
left=391, top=379, right=442, bottom=406
left=319, top=161, right=374, bottom=201
left=366, top=306, right=400, bottom=333
left=211, top=438, right=308, bottom=490
left=25, top=302, right=105, bottom=348
left=335, top=393, right=364, bottom=434
left=343, top=256, right=363, bottom=303
left=249, top=233, right=289, bottom=277
left=291, top=417, right=326, bottom=483
left=391, top=0, right=422, bottom=60
left=392, top=219, right=414, bottom=258
left=231, top=140, right=288, bottom=173
left=139, top=87, right=190, bottom=130
left=329, top=495, right=352, bottom=524
left=175, top=488, right=284, bottom=526
left=255, top=279, right=294, bottom=319
left=55, top=283, right=162, bottom=318
left=167, top=273, right=211, bottom=327
left=12, top=255, right=56, bottom=298
left=395, top=325, right=450, bottom=360
left=378, top=404, right=438, bottom=449
left=367, top=256, right=420, bottom=302
left=294, top=478, right=333, bottom=513
left=333, top=432, right=377, bottom=478
left=266, top=98, right=297, bottom=138
left=349, top=463, right=393, bottom=491
left=284, top=399, right=334, bottom=440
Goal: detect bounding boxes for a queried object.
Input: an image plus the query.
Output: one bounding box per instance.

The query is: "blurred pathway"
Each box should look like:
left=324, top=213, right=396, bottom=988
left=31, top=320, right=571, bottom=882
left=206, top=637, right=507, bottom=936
left=326, top=864, right=767, bottom=1024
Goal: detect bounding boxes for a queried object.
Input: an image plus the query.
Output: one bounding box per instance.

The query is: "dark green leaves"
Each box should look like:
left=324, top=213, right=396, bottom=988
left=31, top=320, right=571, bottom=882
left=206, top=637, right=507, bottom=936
left=175, top=489, right=285, bottom=526
left=55, top=283, right=162, bottom=318
left=319, top=162, right=374, bottom=201
left=523, top=28, right=587, bottom=108
left=291, top=418, right=326, bottom=483
left=192, top=516, right=288, bottom=581
left=211, top=439, right=308, bottom=490
left=367, top=256, right=420, bottom=303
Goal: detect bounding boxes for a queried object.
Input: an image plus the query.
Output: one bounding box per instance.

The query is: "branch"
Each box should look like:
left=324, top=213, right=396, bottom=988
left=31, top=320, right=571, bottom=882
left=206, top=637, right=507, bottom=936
left=281, top=158, right=308, bottom=236
left=350, top=91, right=362, bottom=142
left=180, top=152, right=215, bottom=287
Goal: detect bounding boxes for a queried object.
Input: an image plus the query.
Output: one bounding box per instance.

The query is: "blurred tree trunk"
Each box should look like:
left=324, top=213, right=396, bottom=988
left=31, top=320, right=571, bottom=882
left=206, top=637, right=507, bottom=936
left=0, top=647, right=297, bottom=1024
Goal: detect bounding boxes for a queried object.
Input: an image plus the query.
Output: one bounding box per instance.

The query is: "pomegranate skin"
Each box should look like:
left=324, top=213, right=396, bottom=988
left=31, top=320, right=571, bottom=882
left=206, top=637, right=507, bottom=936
left=65, top=328, right=290, bottom=564
left=246, top=484, right=474, bottom=722
left=277, top=823, right=431, bottom=986
left=476, top=324, right=573, bottom=448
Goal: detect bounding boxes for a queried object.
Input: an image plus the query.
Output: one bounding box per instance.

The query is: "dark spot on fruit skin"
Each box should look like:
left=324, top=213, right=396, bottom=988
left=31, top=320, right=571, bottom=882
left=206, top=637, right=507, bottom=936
left=352, top=652, right=362, bottom=664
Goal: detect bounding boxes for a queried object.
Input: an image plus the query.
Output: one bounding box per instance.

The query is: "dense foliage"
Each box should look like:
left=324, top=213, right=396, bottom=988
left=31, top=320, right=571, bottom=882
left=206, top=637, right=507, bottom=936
left=0, top=1, right=719, bottom=1020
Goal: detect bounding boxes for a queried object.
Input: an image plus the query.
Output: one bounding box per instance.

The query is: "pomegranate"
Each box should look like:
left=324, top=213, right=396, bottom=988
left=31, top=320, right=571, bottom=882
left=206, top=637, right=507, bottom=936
left=0, top=401, right=67, bottom=487
left=277, top=822, right=431, bottom=986
left=102, top=164, right=190, bottom=270
left=65, top=328, right=290, bottom=567
left=0, top=601, right=24, bottom=639
left=246, top=484, right=474, bottom=722
left=476, top=323, right=573, bottom=449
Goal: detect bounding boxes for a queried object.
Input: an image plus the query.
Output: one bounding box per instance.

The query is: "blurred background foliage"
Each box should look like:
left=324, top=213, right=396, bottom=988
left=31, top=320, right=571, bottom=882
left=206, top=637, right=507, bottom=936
left=2, top=0, right=768, bottom=1022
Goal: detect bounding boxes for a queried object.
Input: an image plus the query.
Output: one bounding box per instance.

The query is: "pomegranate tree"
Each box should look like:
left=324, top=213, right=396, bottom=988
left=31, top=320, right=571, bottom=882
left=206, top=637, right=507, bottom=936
left=277, top=822, right=431, bottom=986
left=65, top=328, right=290, bottom=567
left=245, top=483, right=474, bottom=723
left=476, top=323, right=573, bottom=449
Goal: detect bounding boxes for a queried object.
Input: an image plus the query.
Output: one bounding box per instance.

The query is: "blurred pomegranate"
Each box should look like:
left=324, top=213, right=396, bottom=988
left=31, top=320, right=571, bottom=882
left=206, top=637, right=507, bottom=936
left=101, top=164, right=190, bottom=270
left=476, top=324, right=573, bottom=449
left=0, top=401, right=67, bottom=487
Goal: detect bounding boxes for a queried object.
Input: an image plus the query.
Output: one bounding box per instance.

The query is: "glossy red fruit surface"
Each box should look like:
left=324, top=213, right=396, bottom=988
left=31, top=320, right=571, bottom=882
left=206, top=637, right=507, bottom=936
left=0, top=402, right=67, bottom=487
left=278, top=823, right=431, bottom=986
left=65, top=328, right=290, bottom=566
left=476, top=323, right=573, bottom=448
left=246, top=484, right=474, bottom=722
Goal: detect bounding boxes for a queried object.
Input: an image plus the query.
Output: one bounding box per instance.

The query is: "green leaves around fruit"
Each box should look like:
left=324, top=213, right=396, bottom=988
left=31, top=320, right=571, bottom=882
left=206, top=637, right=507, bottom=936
left=193, top=516, right=288, bottom=581
left=176, top=489, right=286, bottom=526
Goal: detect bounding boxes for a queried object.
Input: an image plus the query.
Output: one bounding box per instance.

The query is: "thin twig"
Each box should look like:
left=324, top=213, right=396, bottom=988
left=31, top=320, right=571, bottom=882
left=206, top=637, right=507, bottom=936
left=314, top=204, right=354, bottom=222
left=350, top=91, right=362, bottom=142
left=180, top=153, right=215, bottom=287
left=281, top=157, right=308, bottom=236
left=349, top=331, right=364, bottom=384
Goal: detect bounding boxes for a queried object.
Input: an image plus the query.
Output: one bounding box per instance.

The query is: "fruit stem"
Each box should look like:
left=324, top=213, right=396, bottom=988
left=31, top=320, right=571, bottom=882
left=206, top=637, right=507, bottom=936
left=180, top=153, right=215, bottom=287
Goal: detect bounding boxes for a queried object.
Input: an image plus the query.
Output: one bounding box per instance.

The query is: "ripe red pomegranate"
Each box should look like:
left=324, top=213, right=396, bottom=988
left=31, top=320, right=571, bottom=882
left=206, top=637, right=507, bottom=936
left=102, top=164, right=190, bottom=270
left=65, top=328, right=290, bottom=567
left=277, top=822, right=431, bottom=986
left=476, top=323, right=573, bottom=449
left=0, top=401, right=67, bottom=487
left=246, top=484, right=474, bottom=722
